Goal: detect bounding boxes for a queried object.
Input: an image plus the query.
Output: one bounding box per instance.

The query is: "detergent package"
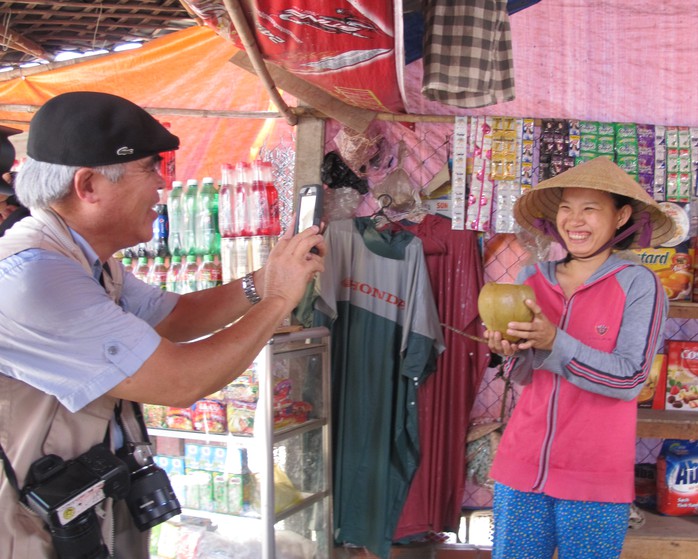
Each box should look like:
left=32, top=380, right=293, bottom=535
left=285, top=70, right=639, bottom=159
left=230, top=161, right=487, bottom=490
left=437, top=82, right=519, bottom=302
left=657, top=439, right=698, bottom=515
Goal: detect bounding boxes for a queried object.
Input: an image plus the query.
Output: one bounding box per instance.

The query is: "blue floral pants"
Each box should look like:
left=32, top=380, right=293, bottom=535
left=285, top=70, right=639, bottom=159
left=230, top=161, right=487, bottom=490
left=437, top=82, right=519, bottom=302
left=492, top=483, right=630, bottom=559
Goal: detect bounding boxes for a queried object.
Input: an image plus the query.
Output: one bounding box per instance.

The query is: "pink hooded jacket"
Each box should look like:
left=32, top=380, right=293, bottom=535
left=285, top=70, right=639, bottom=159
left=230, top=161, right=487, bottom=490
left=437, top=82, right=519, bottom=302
left=490, top=255, right=667, bottom=503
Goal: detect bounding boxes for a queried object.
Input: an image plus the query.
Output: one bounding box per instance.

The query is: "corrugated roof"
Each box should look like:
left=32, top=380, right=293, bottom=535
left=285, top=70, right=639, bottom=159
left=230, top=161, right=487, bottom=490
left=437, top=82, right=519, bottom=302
left=0, top=0, right=196, bottom=71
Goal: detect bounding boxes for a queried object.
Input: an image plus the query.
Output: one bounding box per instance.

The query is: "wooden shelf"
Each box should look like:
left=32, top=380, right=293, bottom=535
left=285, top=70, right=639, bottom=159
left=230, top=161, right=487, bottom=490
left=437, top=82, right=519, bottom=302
left=668, top=301, right=698, bottom=319
left=334, top=512, right=698, bottom=559
left=621, top=510, right=698, bottom=558
left=637, top=408, right=698, bottom=439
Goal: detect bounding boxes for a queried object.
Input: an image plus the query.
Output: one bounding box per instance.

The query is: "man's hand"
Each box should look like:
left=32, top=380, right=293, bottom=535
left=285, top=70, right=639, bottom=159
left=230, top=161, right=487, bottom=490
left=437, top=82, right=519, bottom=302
left=257, top=225, right=326, bottom=309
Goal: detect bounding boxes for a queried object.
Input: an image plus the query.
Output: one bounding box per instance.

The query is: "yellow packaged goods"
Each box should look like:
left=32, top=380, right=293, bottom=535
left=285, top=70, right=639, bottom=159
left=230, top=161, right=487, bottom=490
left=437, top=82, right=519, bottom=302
left=166, top=406, right=194, bottom=430
left=665, top=341, right=698, bottom=411
left=638, top=353, right=666, bottom=409
left=192, top=399, right=227, bottom=434
left=224, top=368, right=258, bottom=403
left=226, top=399, right=313, bottom=434
left=143, top=404, right=168, bottom=428
left=632, top=244, right=694, bottom=301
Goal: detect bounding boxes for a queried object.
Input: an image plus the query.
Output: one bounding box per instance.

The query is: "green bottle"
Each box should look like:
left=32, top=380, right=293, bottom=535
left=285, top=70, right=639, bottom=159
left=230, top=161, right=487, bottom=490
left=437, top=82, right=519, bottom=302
left=182, top=179, right=199, bottom=256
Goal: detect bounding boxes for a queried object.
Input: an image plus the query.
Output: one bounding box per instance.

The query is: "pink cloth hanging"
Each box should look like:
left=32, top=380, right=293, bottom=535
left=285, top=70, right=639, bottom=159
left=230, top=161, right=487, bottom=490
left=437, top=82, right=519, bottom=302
left=394, top=214, right=491, bottom=538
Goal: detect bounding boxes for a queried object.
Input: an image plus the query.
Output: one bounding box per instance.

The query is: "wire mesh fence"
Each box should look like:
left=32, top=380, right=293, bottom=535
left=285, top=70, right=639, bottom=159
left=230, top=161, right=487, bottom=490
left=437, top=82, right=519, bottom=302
left=324, top=120, right=453, bottom=217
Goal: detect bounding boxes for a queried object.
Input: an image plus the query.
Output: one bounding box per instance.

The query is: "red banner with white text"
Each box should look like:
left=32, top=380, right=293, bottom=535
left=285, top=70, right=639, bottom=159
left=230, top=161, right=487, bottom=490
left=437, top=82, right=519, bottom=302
left=183, top=0, right=406, bottom=113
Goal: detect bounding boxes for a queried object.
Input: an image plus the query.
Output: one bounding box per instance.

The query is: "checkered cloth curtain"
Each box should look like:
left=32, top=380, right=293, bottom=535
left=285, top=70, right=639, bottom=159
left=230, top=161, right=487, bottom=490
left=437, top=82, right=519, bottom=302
left=422, top=0, right=515, bottom=108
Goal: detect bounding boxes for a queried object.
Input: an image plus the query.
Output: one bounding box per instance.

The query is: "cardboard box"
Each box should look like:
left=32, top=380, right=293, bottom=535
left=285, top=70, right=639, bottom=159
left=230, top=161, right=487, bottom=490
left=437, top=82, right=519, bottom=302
left=665, top=341, right=698, bottom=411
left=638, top=353, right=666, bottom=409
left=633, top=244, right=694, bottom=301
left=153, top=455, right=185, bottom=476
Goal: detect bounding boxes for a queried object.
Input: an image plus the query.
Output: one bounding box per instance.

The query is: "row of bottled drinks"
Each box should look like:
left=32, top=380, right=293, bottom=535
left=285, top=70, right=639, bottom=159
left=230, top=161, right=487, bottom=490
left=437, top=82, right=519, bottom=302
left=120, top=236, right=275, bottom=291
left=123, top=159, right=281, bottom=261
left=124, top=254, right=222, bottom=294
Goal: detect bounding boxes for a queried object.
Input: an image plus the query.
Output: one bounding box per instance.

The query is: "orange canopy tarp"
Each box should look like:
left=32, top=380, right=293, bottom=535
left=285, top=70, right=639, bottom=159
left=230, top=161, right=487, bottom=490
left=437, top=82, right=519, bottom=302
left=0, top=26, right=295, bottom=182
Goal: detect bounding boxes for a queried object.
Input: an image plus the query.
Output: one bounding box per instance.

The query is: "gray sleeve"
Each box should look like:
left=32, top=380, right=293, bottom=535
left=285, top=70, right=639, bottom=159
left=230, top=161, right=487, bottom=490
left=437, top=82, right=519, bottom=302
left=537, top=267, right=667, bottom=401
left=503, top=350, right=535, bottom=385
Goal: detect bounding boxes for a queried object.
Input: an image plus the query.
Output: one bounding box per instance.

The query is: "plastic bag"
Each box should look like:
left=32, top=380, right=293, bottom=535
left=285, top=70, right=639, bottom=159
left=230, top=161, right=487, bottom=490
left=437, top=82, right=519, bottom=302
left=251, top=464, right=303, bottom=515
left=333, top=125, right=384, bottom=177
left=372, top=167, right=418, bottom=213
left=194, top=530, right=316, bottom=559
left=321, top=152, right=368, bottom=194
left=465, top=422, right=502, bottom=490
left=325, top=186, right=362, bottom=221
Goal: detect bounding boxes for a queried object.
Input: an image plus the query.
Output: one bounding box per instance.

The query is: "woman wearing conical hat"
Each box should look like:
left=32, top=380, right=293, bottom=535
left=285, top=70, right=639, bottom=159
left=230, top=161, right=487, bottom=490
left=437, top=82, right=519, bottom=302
left=484, top=156, right=675, bottom=559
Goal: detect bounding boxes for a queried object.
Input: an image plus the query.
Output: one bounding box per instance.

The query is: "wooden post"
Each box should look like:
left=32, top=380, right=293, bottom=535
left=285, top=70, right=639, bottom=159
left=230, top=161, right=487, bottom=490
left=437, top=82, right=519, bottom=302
left=294, top=112, right=325, bottom=202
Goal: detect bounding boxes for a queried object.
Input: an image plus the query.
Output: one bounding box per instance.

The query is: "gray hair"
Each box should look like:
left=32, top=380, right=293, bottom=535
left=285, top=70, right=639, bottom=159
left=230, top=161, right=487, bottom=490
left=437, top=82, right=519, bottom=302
left=14, top=157, right=127, bottom=210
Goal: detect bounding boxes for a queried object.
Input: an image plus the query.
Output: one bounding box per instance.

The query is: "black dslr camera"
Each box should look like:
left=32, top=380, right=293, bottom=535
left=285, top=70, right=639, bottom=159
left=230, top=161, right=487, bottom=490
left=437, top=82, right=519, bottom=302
left=116, top=441, right=181, bottom=531
left=23, top=443, right=130, bottom=559
left=20, top=399, right=181, bottom=558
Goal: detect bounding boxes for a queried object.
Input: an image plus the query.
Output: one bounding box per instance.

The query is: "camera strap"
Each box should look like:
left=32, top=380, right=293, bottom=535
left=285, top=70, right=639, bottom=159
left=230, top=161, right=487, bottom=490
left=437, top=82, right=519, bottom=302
left=114, top=399, right=152, bottom=445
left=0, top=441, right=21, bottom=498
left=0, top=421, right=112, bottom=502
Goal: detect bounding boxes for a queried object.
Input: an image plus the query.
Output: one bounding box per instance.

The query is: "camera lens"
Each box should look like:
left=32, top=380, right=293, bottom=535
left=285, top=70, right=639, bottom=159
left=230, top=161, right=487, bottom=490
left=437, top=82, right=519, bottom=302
left=49, top=509, right=109, bottom=559
left=126, top=464, right=181, bottom=531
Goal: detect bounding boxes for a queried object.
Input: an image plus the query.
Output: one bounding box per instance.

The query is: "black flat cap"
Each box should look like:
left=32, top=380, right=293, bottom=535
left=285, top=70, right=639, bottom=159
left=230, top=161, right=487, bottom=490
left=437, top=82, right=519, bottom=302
left=27, top=91, right=179, bottom=167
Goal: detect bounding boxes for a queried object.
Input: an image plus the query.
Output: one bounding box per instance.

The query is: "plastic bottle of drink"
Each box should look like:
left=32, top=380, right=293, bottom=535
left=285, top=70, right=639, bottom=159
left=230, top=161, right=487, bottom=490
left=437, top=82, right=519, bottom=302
left=152, top=189, right=170, bottom=258
left=196, top=254, right=222, bottom=290
left=182, top=179, right=199, bottom=256
left=197, top=177, right=218, bottom=256
left=260, top=160, right=281, bottom=236
left=136, top=243, right=149, bottom=259
left=219, top=163, right=234, bottom=238
left=250, top=160, right=271, bottom=236
left=233, top=162, right=251, bottom=237
left=166, top=254, right=183, bottom=293
left=179, top=254, right=199, bottom=294
left=134, top=256, right=151, bottom=283
left=122, top=257, right=133, bottom=274
left=168, top=180, right=184, bottom=257
left=212, top=182, right=220, bottom=255
left=149, top=256, right=169, bottom=290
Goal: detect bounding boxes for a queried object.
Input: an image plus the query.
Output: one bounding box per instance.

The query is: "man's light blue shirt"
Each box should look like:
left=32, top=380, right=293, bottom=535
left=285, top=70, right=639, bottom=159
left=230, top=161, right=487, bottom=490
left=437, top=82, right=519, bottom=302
left=0, top=229, right=179, bottom=412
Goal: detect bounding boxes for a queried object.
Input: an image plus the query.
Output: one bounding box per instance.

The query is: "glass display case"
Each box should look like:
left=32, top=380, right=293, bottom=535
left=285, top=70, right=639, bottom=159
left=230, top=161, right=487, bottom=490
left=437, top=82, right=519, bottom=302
left=146, top=327, right=332, bottom=559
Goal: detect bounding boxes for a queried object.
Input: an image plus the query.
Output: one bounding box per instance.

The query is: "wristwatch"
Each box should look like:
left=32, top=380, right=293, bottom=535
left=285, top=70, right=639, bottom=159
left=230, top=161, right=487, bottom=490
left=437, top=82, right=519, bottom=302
left=242, top=271, right=262, bottom=304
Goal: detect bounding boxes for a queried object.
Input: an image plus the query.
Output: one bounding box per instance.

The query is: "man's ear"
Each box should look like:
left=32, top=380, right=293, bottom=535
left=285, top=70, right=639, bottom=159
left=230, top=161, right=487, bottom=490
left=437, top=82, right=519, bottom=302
left=73, top=168, right=100, bottom=203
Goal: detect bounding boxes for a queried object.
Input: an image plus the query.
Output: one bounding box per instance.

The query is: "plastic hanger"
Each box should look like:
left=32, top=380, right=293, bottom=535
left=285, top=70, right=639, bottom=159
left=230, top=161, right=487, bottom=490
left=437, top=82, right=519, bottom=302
left=370, top=194, right=406, bottom=231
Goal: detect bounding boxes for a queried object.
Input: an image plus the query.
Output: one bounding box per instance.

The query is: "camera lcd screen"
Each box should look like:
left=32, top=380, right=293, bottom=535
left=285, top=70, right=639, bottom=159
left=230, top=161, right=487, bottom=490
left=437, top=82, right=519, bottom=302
left=297, top=192, right=317, bottom=233
left=26, top=463, right=107, bottom=526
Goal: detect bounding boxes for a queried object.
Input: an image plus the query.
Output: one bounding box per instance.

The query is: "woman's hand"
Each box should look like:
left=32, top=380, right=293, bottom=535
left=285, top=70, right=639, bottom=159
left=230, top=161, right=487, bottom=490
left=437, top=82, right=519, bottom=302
left=505, top=299, right=557, bottom=351
left=484, top=299, right=557, bottom=355
left=484, top=329, right=523, bottom=357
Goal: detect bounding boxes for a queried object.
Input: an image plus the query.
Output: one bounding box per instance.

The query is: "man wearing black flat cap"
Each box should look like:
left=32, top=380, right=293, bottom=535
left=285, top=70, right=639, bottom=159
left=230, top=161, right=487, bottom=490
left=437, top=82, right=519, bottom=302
left=0, top=124, right=30, bottom=237
left=0, top=92, right=325, bottom=558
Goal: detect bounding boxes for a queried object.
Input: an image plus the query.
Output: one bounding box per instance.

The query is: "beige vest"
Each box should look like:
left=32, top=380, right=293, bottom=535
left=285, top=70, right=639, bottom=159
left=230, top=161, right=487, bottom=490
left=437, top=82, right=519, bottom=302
left=0, top=209, right=149, bottom=558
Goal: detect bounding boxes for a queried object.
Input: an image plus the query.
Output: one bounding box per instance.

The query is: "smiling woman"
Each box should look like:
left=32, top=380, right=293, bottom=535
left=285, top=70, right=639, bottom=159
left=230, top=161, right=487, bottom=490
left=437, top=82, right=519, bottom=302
left=482, top=156, right=678, bottom=559
left=555, top=187, right=632, bottom=263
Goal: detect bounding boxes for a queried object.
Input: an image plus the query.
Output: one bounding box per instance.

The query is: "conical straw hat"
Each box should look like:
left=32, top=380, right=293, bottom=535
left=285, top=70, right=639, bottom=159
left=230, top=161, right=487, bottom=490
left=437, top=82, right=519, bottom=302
left=513, top=156, right=676, bottom=248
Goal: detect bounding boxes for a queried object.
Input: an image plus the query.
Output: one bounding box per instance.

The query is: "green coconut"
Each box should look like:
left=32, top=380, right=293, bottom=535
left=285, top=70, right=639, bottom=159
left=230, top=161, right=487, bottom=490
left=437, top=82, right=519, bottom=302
left=478, top=282, right=535, bottom=342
